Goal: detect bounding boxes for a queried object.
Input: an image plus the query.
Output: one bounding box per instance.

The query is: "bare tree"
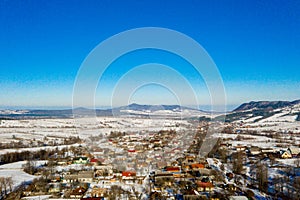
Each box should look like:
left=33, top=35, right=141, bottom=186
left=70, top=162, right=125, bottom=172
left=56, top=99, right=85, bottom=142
left=293, top=177, right=300, bottom=199
left=42, top=168, right=50, bottom=180
left=294, top=158, right=300, bottom=168
left=6, top=177, right=13, bottom=193
left=109, top=185, right=123, bottom=199
left=232, top=151, right=245, bottom=174
left=219, top=147, right=228, bottom=164
left=23, top=159, right=37, bottom=175
left=0, top=177, right=8, bottom=195
left=0, top=177, right=4, bottom=197
left=132, top=186, right=141, bottom=199
left=256, top=162, right=268, bottom=192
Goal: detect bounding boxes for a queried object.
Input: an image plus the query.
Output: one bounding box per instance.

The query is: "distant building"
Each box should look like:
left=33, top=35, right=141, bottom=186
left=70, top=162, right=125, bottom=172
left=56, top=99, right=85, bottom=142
left=288, top=147, right=300, bottom=157
left=73, top=156, right=89, bottom=164
left=196, top=181, right=214, bottom=192
left=70, top=186, right=86, bottom=198
left=229, top=196, right=248, bottom=200
left=63, top=174, right=78, bottom=183
left=122, top=171, right=136, bottom=177
left=249, top=146, right=261, bottom=155
left=122, top=171, right=137, bottom=184
left=165, top=166, right=180, bottom=173
left=78, top=171, right=94, bottom=183
left=280, top=150, right=292, bottom=159
left=191, top=163, right=205, bottom=170
left=91, top=187, right=107, bottom=198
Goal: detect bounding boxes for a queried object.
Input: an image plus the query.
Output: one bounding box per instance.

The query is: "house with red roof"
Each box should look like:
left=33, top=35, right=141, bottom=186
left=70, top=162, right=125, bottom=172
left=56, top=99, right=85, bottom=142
left=196, top=181, right=214, bottom=192
left=122, top=171, right=136, bottom=177
left=122, top=171, right=137, bottom=184
left=165, top=166, right=180, bottom=173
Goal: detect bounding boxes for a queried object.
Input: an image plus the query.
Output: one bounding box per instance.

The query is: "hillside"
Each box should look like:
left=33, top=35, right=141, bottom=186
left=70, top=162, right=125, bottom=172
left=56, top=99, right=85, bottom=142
left=233, top=100, right=300, bottom=112
left=223, top=99, right=300, bottom=123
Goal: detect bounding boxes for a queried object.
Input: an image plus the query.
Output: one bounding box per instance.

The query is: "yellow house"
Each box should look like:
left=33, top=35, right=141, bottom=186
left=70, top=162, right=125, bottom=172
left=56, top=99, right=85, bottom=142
left=281, top=151, right=292, bottom=159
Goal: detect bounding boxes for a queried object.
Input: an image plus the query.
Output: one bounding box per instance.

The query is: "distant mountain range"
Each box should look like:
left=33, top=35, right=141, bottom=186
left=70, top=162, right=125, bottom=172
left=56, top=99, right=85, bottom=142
left=0, top=100, right=300, bottom=122
left=117, top=103, right=198, bottom=112
left=0, top=103, right=205, bottom=119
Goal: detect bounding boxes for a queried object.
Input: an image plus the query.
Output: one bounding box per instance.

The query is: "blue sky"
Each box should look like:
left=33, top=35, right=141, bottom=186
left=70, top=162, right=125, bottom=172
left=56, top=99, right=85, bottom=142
left=0, top=0, right=299, bottom=109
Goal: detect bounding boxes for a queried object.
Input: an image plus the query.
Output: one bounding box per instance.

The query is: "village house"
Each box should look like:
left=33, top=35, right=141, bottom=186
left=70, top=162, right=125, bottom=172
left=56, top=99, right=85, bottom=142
left=122, top=171, right=137, bottom=184
left=288, top=147, right=300, bottom=157
left=165, top=166, right=181, bottom=173
left=196, top=181, right=214, bottom=192
left=185, top=155, right=196, bottom=163
left=70, top=186, right=87, bottom=198
left=263, top=148, right=278, bottom=159
left=226, top=172, right=234, bottom=180
left=235, top=145, right=247, bottom=152
left=280, top=150, right=292, bottom=159
left=95, top=165, right=113, bottom=177
left=225, top=183, right=237, bottom=192
left=93, top=150, right=104, bottom=158
left=90, top=187, right=107, bottom=198
left=191, top=163, right=205, bottom=170
left=22, top=184, right=36, bottom=197
left=261, top=147, right=275, bottom=154
left=62, top=174, right=78, bottom=183
left=73, top=156, right=89, bottom=164
left=78, top=171, right=94, bottom=183
left=249, top=146, right=261, bottom=156
left=229, top=196, right=248, bottom=200
left=90, top=158, right=99, bottom=165
left=127, top=149, right=137, bottom=156
left=197, top=168, right=212, bottom=177
left=48, top=183, right=60, bottom=193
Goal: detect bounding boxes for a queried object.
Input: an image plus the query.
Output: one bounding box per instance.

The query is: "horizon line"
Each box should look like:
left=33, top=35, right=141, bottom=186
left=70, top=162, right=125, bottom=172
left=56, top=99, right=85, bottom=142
left=0, top=104, right=238, bottom=112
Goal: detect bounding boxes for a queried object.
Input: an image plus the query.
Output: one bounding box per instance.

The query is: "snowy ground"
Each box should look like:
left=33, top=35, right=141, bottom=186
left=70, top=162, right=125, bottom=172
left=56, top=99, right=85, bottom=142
left=235, top=105, right=300, bottom=133
left=0, top=117, right=194, bottom=142
left=21, top=195, right=52, bottom=200
left=0, top=117, right=195, bottom=153
left=212, top=132, right=284, bottom=149
left=0, top=170, right=36, bottom=189
left=276, top=158, right=300, bottom=167
left=0, top=161, right=47, bottom=190
left=0, top=116, right=197, bottom=162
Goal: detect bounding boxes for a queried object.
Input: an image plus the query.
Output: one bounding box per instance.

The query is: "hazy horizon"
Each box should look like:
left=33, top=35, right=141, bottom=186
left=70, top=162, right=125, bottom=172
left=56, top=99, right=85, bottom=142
left=0, top=103, right=238, bottom=112
left=1, top=98, right=300, bottom=113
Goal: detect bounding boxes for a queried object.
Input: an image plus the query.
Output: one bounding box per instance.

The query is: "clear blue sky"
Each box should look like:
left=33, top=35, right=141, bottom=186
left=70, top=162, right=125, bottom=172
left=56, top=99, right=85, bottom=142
left=0, top=0, right=299, bottom=109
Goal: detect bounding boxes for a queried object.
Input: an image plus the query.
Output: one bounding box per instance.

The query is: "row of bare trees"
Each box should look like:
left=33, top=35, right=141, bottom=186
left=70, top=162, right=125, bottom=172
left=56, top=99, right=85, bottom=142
left=0, top=177, right=13, bottom=197
left=0, top=149, right=55, bottom=164
left=0, top=145, right=77, bottom=165
left=0, top=136, right=81, bottom=150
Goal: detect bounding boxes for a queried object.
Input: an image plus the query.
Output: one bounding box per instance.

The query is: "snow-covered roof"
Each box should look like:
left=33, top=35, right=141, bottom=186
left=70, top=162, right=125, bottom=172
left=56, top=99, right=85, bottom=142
left=229, top=196, right=248, bottom=200
left=288, top=147, right=300, bottom=155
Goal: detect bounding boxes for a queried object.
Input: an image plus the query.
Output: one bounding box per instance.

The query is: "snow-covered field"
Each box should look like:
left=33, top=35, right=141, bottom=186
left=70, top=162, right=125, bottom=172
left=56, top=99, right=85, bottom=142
left=212, top=133, right=281, bottom=149
left=21, top=195, right=52, bottom=200
left=0, top=117, right=194, bottom=141
left=0, top=161, right=47, bottom=190
left=276, top=158, right=300, bottom=167
left=235, top=104, right=300, bottom=133
left=119, top=108, right=214, bottom=118
left=0, top=112, right=299, bottom=154
left=0, top=116, right=196, bottom=157
left=0, top=170, right=36, bottom=188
